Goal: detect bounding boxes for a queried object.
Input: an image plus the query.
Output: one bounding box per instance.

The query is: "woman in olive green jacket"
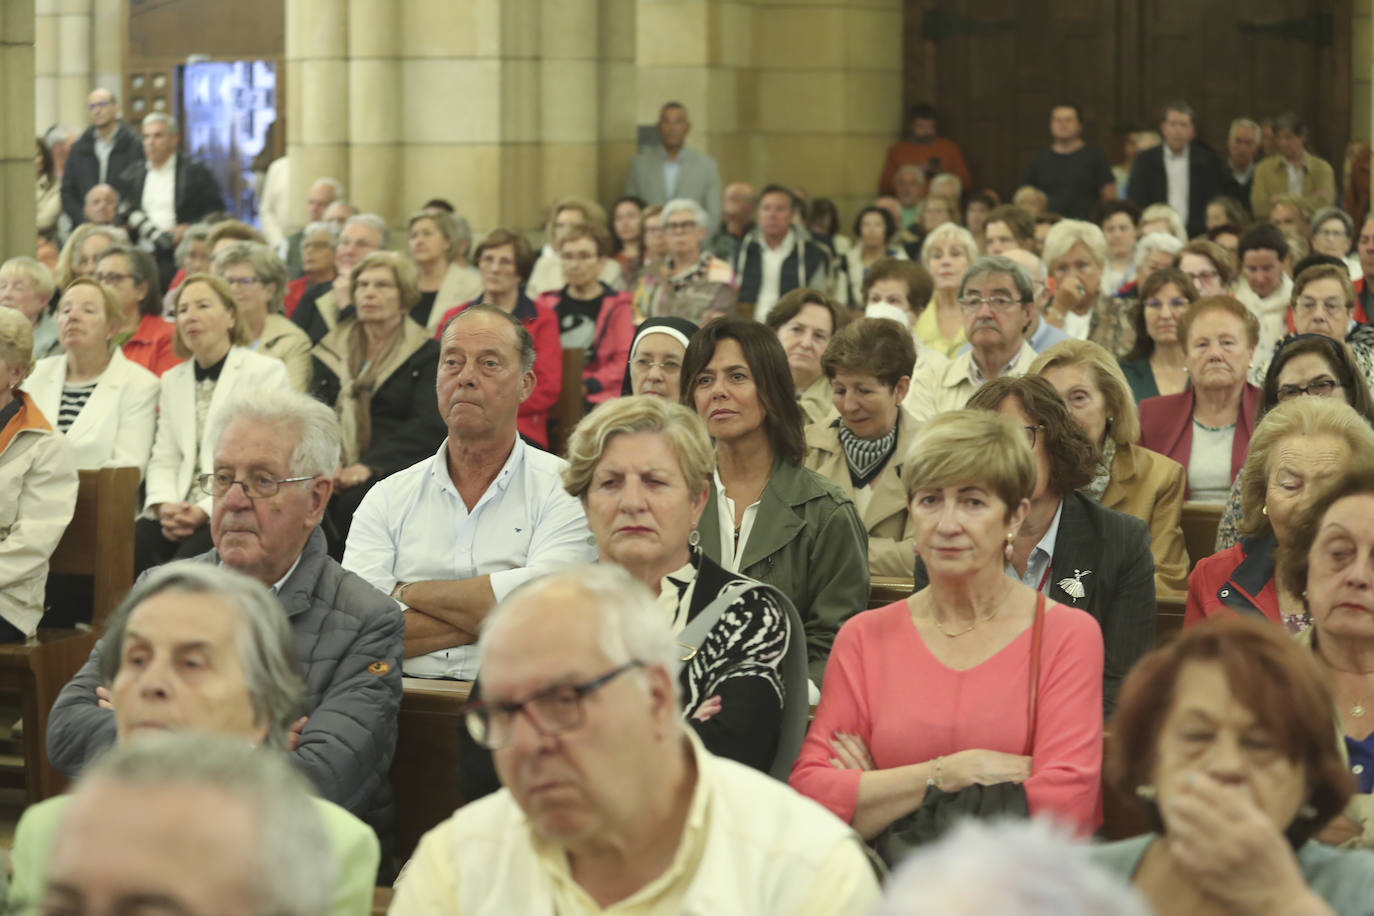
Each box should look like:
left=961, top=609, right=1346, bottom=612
left=684, top=318, right=869, bottom=687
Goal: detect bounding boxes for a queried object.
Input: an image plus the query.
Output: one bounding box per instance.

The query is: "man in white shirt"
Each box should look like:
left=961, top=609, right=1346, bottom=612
left=343, top=305, right=596, bottom=680
left=390, top=566, right=878, bottom=915
left=735, top=185, right=830, bottom=320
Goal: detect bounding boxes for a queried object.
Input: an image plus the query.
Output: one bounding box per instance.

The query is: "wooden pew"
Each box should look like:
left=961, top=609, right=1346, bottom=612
left=391, top=677, right=472, bottom=862
left=547, top=347, right=587, bottom=458
left=9, top=466, right=139, bottom=802
left=1180, top=501, right=1224, bottom=572
left=869, top=577, right=914, bottom=609
left=1156, top=594, right=1186, bottom=646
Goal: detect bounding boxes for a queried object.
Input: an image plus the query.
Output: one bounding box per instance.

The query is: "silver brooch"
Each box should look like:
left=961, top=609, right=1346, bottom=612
left=1058, top=569, right=1092, bottom=601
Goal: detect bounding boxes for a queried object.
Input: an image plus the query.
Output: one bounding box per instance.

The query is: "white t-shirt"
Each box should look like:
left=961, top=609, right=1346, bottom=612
left=1188, top=421, right=1235, bottom=502
left=142, top=154, right=178, bottom=231
left=753, top=233, right=796, bottom=321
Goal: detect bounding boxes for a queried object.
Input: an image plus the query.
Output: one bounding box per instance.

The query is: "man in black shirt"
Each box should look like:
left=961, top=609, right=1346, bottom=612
left=1023, top=104, right=1116, bottom=221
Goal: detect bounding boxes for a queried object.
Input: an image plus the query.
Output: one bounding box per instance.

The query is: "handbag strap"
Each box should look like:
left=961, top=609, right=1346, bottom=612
left=1023, top=591, right=1046, bottom=757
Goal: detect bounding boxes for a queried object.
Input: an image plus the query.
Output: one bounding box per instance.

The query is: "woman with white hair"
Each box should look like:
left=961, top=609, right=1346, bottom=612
left=284, top=221, right=337, bottom=316
left=408, top=208, right=482, bottom=336
left=644, top=197, right=738, bottom=323
left=214, top=242, right=313, bottom=392
left=1137, top=202, right=1187, bottom=242
left=8, top=563, right=379, bottom=914
left=0, top=256, right=61, bottom=360
left=912, top=222, right=978, bottom=356
left=1133, top=232, right=1186, bottom=289
left=0, top=307, right=77, bottom=641
left=1042, top=219, right=1137, bottom=358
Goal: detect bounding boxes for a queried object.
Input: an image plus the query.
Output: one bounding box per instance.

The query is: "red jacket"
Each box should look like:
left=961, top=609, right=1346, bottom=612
left=1183, top=536, right=1280, bottom=629
left=1137, top=383, right=1262, bottom=498
left=435, top=295, right=562, bottom=447
left=533, top=285, right=634, bottom=407
left=121, top=314, right=182, bottom=377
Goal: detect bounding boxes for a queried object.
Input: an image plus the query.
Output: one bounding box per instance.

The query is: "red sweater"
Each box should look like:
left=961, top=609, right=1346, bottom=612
left=533, top=285, right=635, bottom=407
left=435, top=295, right=562, bottom=447
left=121, top=314, right=182, bottom=377
left=789, top=600, right=1104, bottom=835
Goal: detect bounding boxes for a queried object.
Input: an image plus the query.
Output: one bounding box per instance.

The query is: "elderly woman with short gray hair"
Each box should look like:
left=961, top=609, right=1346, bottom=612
left=7, top=562, right=380, bottom=914
left=1042, top=220, right=1139, bottom=358
left=644, top=197, right=739, bottom=323
left=214, top=242, right=313, bottom=391
left=408, top=208, right=482, bottom=336
left=285, top=220, right=338, bottom=317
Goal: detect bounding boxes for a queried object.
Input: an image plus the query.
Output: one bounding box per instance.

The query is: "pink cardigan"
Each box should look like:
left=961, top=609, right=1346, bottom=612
left=789, top=600, right=1104, bottom=834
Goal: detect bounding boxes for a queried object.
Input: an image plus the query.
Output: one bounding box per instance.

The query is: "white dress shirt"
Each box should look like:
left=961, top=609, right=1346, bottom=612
left=1008, top=500, right=1063, bottom=595
left=712, top=469, right=761, bottom=573
left=663, top=155, right=682, bottom=199
left=343, top=437, right=597, bottom=679
left=142, top=153, right=178, bottom=231
left=1163, top=145, right=1190, bottom=224
left=94, top=133, right=115, bottom=182
left=753, top=233, right=796, bottom=321
left=1286, top=160, right=1304, bottom=197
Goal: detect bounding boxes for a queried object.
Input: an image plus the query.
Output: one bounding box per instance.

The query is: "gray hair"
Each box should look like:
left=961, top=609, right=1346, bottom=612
left=302, top=220, right=340, bottom=246
left=174, top=222, right=213, bottom=266
left=1041, top=220, right=1110, bottom=275
left=209, top=388, right=342, bottom=477
left=1133, top=231, right=1184, bottom=269
left=44, top=125, right=74, bottom=151
left=213, top=241, right=289, bottom=314
left=876, top=819, right=1151, bottom=916
left=958, top=255, right=1034, bottom=305
left=479, top=565, right=682, bottom=707
left=661, top=198, right=709, bottom=229
left=929, top=172, right=963, bottom=199
left=1312, top=206, right=1355, bottom=240
left=70, top=732, right=334, bottom=916
left=312, top=177, right=344, bottom=198
left=1229, top=117, right=1261, bottom=140
left=141, top=111, right=180, bottom=136
left=439, top=304, right=537, bottom=374
left=97, top=563, right=306, bottom=753
left=895, top=164, right=927, bottom=184
left=344, top=212, right=391, bottom=250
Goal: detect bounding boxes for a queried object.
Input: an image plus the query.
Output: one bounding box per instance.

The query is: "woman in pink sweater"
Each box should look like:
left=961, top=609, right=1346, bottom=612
left=789, top=409, right=1105, bottom=839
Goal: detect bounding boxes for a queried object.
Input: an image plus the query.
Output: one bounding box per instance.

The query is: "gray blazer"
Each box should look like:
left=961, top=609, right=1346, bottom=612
left=625, top=144, right=722, bottom=229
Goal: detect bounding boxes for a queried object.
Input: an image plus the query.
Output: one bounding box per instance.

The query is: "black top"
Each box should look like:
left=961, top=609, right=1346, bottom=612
left=1127, top=142, right=1224, bottom=238
left=555, top=287, right=605, bottom=347
left=411, top=290, right=438, bottom=330
left=1023, top=145, right=1115, bottom=220
left=456, top=550, right=793, bottom=801
left=291, top=281, right=335, bottom=345
left=60, top=121, right=145, bottom=226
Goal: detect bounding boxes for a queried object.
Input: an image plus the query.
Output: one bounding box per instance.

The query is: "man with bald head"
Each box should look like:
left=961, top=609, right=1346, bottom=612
left=281, top=177, right=343, bottom=279
left=344, top=305, right=596, bottom=679
left=391, top=565, right=878, bottom=914
left=82, top=184, right=119, bottom=227
left=61, top=88, right=144, bottom=227
left=709, top=181, right=757, bottom=263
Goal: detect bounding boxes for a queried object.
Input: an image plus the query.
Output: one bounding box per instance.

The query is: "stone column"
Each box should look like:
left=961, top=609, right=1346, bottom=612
left=284, top=0, right=349, bottom=228
left=34, top=0, right=57, bottom=131
left=597, top=0, right=637, bottom=207
left=346, top=0, right=400, bottom=229
left=55, top=0, right=92, bottom=129
left=1, top=0, right=37, bottom=259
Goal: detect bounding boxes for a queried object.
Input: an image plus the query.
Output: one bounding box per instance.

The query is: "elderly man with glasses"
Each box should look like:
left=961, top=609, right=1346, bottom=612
left=391, top=565, right=878, bottom=915
left=643, top=197, right=739, bottom=324
left=47, top=388, right=404, bottom=870
left=905, top=255, right=1041, bottom=422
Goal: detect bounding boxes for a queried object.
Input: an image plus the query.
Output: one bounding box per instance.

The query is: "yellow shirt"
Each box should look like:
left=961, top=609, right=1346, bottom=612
left=913, top=298, right=966, bottom=356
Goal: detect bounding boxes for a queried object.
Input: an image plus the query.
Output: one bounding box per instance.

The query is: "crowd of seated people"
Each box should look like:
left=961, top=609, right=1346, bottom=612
left=13, top=88, right=1374, bottom=915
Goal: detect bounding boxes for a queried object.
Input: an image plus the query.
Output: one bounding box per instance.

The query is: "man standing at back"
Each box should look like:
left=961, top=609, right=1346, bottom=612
left=626, top=102, right=723, bottom=231
left=1024, top=104, right=1116, bottom=221
left=1127, top=101, right=1222, bottom=238
left=1250, top=112, right=1336, bottom=219
left=877, top=103, right=973, bottom=196
left=60, top=88, right=143, bottom=228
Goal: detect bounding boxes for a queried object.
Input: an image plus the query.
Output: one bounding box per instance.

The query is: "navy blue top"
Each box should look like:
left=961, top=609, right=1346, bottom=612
left=1346, top=732, right=1374, bottom=793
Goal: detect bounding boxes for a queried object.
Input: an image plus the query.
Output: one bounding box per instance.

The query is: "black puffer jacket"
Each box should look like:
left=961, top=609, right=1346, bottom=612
left=46, top=527, right=404, bottom=851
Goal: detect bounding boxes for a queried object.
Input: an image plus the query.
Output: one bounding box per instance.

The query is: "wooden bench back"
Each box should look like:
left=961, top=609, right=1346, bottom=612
left=1180, top=500, right=1224, bottom=572
left=868, top=577, right=914, bottom=609
left=548, top=347, right=586, bottom=457
left=49, top=466, right=139, bottom=628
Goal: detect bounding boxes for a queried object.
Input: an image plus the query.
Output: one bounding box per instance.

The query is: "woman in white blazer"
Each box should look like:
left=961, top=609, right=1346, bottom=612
left=23, top=278, right=160, bottom=476
left=135, top=274, right=289, bottom=573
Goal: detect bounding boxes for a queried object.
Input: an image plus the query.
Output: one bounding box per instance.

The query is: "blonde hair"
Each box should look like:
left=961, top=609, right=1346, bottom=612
left=1028, top=338, right=1141, bottom=446
left=0, top=307, right=35, bottom=382
left=58, top=277, right=123, bottom=331
left=904, top=410, right=1036, bottom=516
left=213, top=242, right=288, bottom=315
left=919, top=223, right=977, bottom=269
left=563, top=396, right=715, bottom=503
left=1239, top=398, right=1374, bottom=540
left=0, top=257, right=56, bottom=302
left=349, top=251, right=421, bottom=314
left=171, top=273, right=251, bottom=358
left=1138, top=204, right=1187, bottom=242
left=1042, top=220, right=1110, bottom=274
left=55, top=223, right=123, bottom=289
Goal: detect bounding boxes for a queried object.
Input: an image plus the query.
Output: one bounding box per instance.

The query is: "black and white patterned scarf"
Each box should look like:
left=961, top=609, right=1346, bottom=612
left=836, top=417, right=899, bottom=489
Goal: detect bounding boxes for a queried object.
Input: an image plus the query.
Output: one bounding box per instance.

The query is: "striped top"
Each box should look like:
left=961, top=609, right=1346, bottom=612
left=56, top=380, right=98, bottom=433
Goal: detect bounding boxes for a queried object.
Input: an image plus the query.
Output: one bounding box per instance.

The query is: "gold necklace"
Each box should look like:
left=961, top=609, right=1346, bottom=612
left=931, top=594, right=1008, bottom=639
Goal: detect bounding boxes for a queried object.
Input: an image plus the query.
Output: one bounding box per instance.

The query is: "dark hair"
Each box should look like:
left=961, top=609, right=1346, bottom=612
left=1107, top=615, right=1355, bottom=848
left=763, top=288, right=848, bottom=336
left=758, top=184, right=798, bottom=213
left=610, top=196, right=646, bottom=253
left=1258, top=334, right=1374, bottom=424
left=985, top=205, right=1034, bottom=244
left=1035, top=212, right=1063, bottom=228
left=679, top=317, right=806, bottom=466
left=1097, top=199, right=1141, bottom=226
left=1125, top=268, right=1199, bottom=360
left=423, top=198, right=455, bottom=213
left=908, top=102, right=937, bottom=124
left=1238, top=222, right=1290, bottom=262
left=1051, top=102, right=1083, bottom=121
left=1208, top=223, right=1245, bottom=245
left=1178, top=239, right=1236, bottom=287
left=822, top=318, right=915, bottom=388
left=473, top=228, right=537, bottom=282
left=98, top=244, right=162, bottom=317
left=558, top=223, right=613, bottom=258
left=1274, top=112, right=1307, bottom=137
left=852, top=206, right=897, bottom=243
left=1291, top=255, right=1350, bottom=283
left=862, top=259, right=935, bottom=313
left=35, top=138, right=53, bottom=182
left=965, top=375, right=1098, bottom=494
left=1161, top=100, right=1195, bottom=121
left=1207, top=196, right=1250, bottom=229
left=806, top=198, right=840, bottom=237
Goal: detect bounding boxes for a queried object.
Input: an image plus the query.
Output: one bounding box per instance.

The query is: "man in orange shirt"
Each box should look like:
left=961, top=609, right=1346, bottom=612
left=877, top=103, right=973, bottom=197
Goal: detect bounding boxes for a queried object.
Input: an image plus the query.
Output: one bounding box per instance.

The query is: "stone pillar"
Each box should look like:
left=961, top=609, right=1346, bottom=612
left=285, top=0, right=349, bottom=228
left=90, top=0, right=121, bottom=97
left=55, top=0, right=92, bottom=129
left=346, top=0, right=400, bottom=228
left=34, top=0, right=57, bottom=131
left=1, top=0, right=37, bottom=259
left=537, top=0, right=601, bottom=222
left=597, top=0, right=636, bottom=207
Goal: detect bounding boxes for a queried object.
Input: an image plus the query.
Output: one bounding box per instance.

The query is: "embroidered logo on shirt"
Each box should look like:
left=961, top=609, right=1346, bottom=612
left=368, top=661, right=390, bottom=675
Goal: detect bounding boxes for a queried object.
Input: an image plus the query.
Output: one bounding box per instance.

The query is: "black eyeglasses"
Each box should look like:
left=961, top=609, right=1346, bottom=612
left=1276, top=378, right=1342, bottom=401
left=464, top=661, right=643, bottom=750
left=197, top=471, right=317, bottom=499
left=1023, top=424, right=1046, bottom=447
